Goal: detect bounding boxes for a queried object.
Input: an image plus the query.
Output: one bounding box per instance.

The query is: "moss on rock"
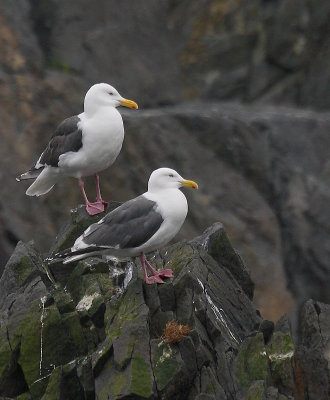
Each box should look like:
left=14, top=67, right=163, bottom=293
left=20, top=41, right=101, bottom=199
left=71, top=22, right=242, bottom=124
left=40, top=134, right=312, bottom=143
left=163, top=244, right=194, bottom=277
left=62, top=312, right=88, bottom=355
left=131, top=354, right=153, bottom=398
left=98, top=369, right=127, bottom=400
left=51, top=203, right=118, bottom=253
left=92, top=337, right=113, bottom=376
left=247, top=380, right=266, bottom=400
left=105, top=285, right=140, bottom=341
left=111, top=372, right=126, bottom=398
left=40, top=367, right=61, bottom=400
left=153, top=342, right=181, bottom=391
left=266, top=332, right=295, bottom=394
left=16, top=392, right=33, bottom=400
left=51, top=289, right=75, bottom=314
left=0, top=329, right=13, bottom=383
left=12, top=256, right=37, bottom=287
left=18, top=302, right=48, bottom=398
left=236, top=333, right=269, bottom=389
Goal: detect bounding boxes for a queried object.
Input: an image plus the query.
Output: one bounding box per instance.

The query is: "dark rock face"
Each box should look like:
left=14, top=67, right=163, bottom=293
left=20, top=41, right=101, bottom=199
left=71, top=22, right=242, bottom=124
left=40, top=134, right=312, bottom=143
left=168, top=0, right=330, bottom=109
left=119, top=104, right=330, bottom=321
left=0, top=0, right=329, bottom=323
left=0, top=212, right=329, bottom=399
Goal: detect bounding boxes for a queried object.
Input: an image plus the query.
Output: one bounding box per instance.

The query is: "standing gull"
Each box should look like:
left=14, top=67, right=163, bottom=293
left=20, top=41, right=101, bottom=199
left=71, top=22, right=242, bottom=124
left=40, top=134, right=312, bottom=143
left=50, top=168, right=198, bottom=284
left=17, top=83, right=138, bottom=215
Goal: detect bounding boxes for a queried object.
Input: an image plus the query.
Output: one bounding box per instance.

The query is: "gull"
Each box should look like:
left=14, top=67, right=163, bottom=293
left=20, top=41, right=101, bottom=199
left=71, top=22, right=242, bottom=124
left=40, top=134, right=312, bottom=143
left=50, top=168, right=198, bottom=284
left=17, top=83, right=138, bottom=215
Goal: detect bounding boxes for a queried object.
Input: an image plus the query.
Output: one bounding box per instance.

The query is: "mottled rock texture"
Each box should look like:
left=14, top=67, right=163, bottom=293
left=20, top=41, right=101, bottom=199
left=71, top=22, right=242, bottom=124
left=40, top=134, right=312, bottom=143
left=0, top=0, right=329, bottom=323
left=168, top=0, right=330, bottom=109
left=0, top=213, right=328, bottom=399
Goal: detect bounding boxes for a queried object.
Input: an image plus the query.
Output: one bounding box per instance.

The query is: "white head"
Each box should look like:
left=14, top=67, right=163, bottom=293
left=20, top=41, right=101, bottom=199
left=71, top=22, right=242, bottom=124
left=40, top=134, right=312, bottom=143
left=84, top=83, right=138, bottom=115
left=148, top=167, right=198, bottom=193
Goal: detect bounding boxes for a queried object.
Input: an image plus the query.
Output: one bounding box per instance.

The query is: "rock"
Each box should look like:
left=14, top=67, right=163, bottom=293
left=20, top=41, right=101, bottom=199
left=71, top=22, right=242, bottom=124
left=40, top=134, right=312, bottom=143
left=235, top=333, right=269, bottom=390
left=294, top=300, right=330, bottom=399
left=1, top=0, right=329, bottom=322
left=5, top=96, right=330, bottom=322
left=266, top=0, right=330, bottom=72
left=0, top=242, right=50, bottom=398
left=259, top=320, right=275, bottom=345
left=191, top=222, right=254, bottom=300
left=1, top=215, right=329, bottom=399
left=0, top=3, right=329, bottom=319
left=49, top=204, right=110, bottom=254
left=169, top=0, right=330, bottom=109
left=0, top=220, right=246, bottom=399
left=45, top=0, right=181, bottom=108
left=0, top=2, right=329, bottom=396
left=246, top=380, right=266, bottom=400
left=266, top=331, right=295, bottom=396
left=2, top=99, right=330, bottom=326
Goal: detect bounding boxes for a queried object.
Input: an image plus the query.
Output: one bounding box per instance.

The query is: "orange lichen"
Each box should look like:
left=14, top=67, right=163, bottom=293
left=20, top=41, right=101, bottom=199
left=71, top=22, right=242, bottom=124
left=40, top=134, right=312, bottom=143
left=161, top=320, right=192, bottom=344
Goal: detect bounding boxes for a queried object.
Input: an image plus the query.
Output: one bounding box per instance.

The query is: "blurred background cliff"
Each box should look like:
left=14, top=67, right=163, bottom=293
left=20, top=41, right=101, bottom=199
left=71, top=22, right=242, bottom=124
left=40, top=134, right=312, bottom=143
left=0, top=0, right=329, bottom=322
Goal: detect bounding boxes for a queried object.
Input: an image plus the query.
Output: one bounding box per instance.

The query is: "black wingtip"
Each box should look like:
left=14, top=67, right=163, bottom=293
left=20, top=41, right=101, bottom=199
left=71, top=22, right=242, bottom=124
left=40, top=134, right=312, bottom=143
left=45, top=256, right=60, bottom=265
left=44, top=249, right=70, bottom=265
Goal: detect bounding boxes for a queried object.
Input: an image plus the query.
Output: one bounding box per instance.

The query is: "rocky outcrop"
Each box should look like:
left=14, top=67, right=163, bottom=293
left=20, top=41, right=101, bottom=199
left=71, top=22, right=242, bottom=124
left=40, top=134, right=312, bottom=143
left=0, top=0, right=330, bottom=322
left=168, top=0, right=330, bottom=109
left=0, top=209, right=329, bottom=399
left=4, top=97, right=330, bottom=322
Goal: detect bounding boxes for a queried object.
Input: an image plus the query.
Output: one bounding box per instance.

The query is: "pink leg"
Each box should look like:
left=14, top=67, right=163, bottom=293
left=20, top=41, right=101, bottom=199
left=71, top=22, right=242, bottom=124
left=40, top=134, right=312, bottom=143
left=144, top=258, right=174, bottom=279
left=78, top=178, right=105, bottom=216
left=139, top=254, right=165, bottom=284
left=94, top=174, right=108, bottom=206
left=79, top=178, right=89, bottom=204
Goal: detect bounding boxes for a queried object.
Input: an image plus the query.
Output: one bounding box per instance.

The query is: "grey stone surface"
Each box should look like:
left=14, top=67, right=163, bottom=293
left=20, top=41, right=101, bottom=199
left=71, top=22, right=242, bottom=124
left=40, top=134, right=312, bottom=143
left=0, top=217, right=329, bottom=399
left=0, top=0, right=329, bottom=327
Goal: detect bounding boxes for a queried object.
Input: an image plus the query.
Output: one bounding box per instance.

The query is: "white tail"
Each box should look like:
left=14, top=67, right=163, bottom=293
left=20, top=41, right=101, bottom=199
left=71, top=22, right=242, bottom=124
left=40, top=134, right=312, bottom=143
left=26, top=168, right=60, bottom=196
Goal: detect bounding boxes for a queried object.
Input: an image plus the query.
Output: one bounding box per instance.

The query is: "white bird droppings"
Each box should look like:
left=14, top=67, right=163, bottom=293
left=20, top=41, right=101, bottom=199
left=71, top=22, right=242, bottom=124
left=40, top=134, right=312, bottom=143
left=75, top=293, right=99, bottom=312
left=39, top=296, right=47, bottom=375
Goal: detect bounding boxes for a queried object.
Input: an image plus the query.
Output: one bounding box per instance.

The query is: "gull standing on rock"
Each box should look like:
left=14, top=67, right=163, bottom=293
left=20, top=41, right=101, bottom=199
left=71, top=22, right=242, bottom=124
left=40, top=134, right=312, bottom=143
left=17, top=83, right=138, bottom=215
left=49, top=168, right=198, bottom=284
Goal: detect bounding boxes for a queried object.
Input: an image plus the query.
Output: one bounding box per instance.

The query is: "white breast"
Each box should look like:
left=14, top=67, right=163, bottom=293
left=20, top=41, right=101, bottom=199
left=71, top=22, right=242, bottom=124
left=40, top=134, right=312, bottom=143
left=58, top=107, right=124, bottom=178
left=135, top=189, right=188, bottom=254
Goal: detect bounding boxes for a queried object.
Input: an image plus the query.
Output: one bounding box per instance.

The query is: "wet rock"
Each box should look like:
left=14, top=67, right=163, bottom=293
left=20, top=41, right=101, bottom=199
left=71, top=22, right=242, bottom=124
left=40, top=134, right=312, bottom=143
left=266, top=331, right=295, bottom=396
left=259, top=320, right=275, bottom=345
left=49, top=203, right=119, bottom=254
left=41, top=360, right=89, bottom=400
left=191, top=222, right=254, bottom=299
left=0, top=0, right=329, bottom=326
left=2, top=97, right=328, bottom=327
left=235, top=333, right=269, bottom=390
left=0, top=243, right=51, bottom=398
left=0, top=213, right=329, bottom=398
left=246, top=380, right=266, bottom=400
left=169, top=0, right=330, bottom=109
left=294, top=300, right=330, bottom=399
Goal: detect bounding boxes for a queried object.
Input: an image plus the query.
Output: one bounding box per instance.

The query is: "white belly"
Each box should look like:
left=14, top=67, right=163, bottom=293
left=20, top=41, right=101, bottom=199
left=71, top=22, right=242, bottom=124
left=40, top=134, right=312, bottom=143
left=131, top=190, right=188, bottom=255
left=58, top=108, right=124, bottom=178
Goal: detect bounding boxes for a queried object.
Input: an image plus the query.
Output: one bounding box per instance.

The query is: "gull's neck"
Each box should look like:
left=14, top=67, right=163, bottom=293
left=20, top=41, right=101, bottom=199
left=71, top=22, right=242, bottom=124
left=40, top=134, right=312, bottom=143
left=84, top=95, right=118, bottom=117
left=84, top=103, right=119, bottom=119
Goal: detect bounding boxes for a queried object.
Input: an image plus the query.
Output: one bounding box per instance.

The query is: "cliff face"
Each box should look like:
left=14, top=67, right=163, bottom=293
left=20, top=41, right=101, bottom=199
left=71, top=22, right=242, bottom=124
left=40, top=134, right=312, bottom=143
left=168, top=0, right=330, bottom=109
left=1, top=0, right=330, bottom=321
left=0, top=209, right=329, bottom=400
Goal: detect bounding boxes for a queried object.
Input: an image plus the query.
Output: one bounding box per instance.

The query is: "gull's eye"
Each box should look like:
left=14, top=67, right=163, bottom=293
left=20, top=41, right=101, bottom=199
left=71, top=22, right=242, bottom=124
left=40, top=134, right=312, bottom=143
left=169, top=174, right=174, bottom=178
left=109, top=92, right=114, bottom=96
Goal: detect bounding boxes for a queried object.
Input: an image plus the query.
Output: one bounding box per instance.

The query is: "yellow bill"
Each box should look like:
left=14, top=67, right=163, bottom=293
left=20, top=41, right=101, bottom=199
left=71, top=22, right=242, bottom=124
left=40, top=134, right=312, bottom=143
left=180, top=179, right=198, bottom=189
left=120, top=99, right=138, bottom=109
